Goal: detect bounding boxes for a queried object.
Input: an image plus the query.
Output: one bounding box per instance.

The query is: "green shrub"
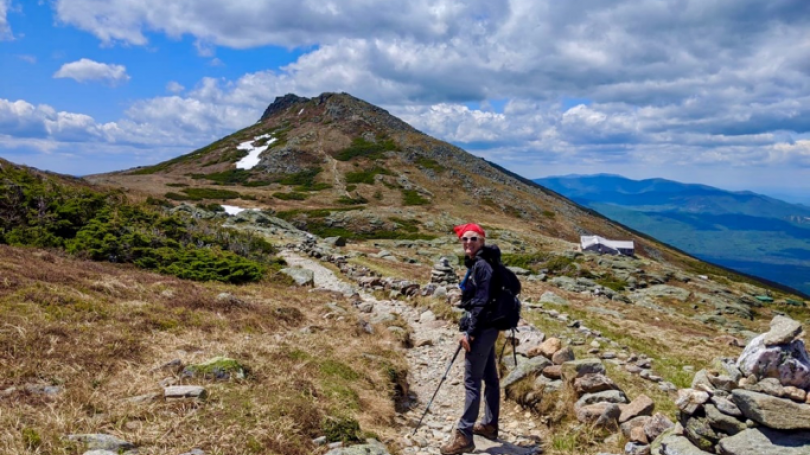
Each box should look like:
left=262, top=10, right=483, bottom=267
left=345, top=184, right=357, bottom=192
left=0, top=164, right=276, bottom=283
left=277, top=168, right=322, bottom=187
left=22, top=428, right=41, bottom=449
left=336, top=195, right=368, bottom=205
left=345, top=166, right=393, bottom=184
left=335, top=137, right=397, bottom=161
left=415, top=157, right=445, bottom=172
left=402, top=190, right=429, bottom=206
left=165, top=192, right=191, bottom=201
left=165, top=182, right=189, bottom=187
left=191, top=169, right=252, bottom=185
left=273, top=192, right=308, bottom=201
left=321, top=416, right=363, bottom=444
left=181, top=188, right=242, bottom=200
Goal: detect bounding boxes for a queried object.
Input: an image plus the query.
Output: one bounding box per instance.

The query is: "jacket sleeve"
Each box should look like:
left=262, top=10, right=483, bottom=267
left=465, top=260, right=493, bottom=338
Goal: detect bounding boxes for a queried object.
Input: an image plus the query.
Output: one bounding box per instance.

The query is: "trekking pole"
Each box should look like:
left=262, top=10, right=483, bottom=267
left=412, top=343, right=463, bottom=435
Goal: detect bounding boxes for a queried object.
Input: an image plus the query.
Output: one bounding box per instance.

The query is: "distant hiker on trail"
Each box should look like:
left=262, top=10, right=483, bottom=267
left=441, top=223, right=501, bottom=455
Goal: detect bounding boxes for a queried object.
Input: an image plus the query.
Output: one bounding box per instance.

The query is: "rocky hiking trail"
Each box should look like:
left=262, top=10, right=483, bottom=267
left=280, top=250, right=541, bottom=455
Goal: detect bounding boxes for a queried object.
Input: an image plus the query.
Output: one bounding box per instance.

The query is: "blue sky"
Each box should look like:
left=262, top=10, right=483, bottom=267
left=2, top=0, right=810, bottom=200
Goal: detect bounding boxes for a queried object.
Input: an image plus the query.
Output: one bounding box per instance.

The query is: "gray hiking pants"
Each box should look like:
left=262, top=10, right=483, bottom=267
left=457, top=327, right=500, bottom=438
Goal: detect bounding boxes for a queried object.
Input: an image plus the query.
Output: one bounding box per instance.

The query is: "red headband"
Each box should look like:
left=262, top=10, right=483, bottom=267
left=453, top=223, right=486, bottom=239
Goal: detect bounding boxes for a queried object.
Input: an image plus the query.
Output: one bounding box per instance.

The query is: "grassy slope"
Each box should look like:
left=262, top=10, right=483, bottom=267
left=0, top=246, right=406, bottom=455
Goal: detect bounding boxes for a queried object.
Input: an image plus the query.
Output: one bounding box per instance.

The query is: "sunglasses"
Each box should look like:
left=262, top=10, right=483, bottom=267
left=460, top=236, right=480, bottom=243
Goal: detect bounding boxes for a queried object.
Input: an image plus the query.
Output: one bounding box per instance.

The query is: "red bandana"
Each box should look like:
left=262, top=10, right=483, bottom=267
left=453, top=223, right=486, bottom=239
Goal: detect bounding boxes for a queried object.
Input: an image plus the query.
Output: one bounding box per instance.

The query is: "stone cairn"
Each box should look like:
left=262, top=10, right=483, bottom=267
left=650, top=315, right=810, bottom=455
left=430, top=257, right=459, bottom=286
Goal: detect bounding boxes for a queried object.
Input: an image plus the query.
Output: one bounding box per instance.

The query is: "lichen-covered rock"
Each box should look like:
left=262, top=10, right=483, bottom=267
left=675, top=389, right=710, bottom=415
left=501, top=356, right=551, bottom=389
left=66, top=434, right=135, bottom=452
left=281, top=267, right=315, bottom=286
left=325, top=439, right=391, bottom=455
left=716, top=427, right=810, bottom=455
left=736, top=319, right=810, bottom=389
left=183, top=357, right=247, bottom=380
left=644, top=413, right=675, bottom=442
left=574, top=373, right=620, bottom=396
left=732, top=389, right=810, bottom=430
left=561, top=358, right=605, bottom=384
left=620, top=394, right=655, bottom=423
left=656, top=434, right=714, bottom=455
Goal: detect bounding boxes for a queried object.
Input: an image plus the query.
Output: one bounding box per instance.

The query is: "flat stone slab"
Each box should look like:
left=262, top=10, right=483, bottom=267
left=732, top=389, right=810, bottom=430
left=164, top=385, right=208, bottom=400
left=280, top=267, right=315, bottom=286
left=502, top=356, right=551, bottom=389
left=66, top=434, right=134, bottom=451
left=716, top=427, right=810, bottom=455
left=763, top=315, right=803, bottom=346
left=658, top=434, right=714, bottom=455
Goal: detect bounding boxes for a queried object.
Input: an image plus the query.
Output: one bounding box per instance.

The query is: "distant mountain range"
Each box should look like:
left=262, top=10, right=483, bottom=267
left=535, top=174, right=810, bottom=295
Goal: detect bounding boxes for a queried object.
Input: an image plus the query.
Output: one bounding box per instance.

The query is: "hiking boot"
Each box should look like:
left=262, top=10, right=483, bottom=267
left=440, top=430, right=475, bottom=455
left=473, top=422, right=498, bottom=441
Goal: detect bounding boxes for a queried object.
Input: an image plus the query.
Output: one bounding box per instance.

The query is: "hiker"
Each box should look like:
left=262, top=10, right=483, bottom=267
left=441, top=223, right=500, bottom=455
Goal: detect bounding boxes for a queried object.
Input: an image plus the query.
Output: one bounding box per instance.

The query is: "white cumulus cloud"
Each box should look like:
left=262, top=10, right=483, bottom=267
left=53, top=58, right=130, bottom=85
left=0, top=0, right=12, bottom=40
left=166, top=81, right=185, bottom=93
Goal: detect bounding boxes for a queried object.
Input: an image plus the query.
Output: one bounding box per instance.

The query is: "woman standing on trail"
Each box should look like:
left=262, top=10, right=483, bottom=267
left=441, top=223, right=501, bottom=455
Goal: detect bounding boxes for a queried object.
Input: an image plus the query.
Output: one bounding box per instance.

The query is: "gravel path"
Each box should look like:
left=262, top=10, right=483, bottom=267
left=280, top=251, right=541, bottom=454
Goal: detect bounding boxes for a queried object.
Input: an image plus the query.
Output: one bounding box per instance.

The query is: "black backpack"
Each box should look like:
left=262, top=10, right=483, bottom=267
left=485, top=258, right=522, bottom=331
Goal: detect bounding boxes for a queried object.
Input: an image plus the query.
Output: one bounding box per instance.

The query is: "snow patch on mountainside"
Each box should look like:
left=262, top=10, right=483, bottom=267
left=235, top=136, right=276, bottom=170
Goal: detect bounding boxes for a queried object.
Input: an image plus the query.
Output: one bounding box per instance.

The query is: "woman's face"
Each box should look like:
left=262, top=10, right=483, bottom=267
left=461, top=231, right=484, bottom=258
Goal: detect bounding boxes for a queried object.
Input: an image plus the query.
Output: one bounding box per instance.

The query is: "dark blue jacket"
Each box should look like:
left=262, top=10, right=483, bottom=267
left=460, top=244, right=501, bottom=337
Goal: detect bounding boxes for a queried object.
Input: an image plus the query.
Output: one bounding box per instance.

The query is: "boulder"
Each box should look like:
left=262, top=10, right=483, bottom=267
left=164, top=386, right=207, bottom=400
left=737, top=326, right=810, bottom=390
left=538, top=337, right=563, bottom=358
left=656, top=434, right=714, bottom=455
left=561, top=359, right=605, bottom=385
left=732, top=389, right=810, bottom=430
left=575, top=402, right=613, bottom=423
left=716, top=427, right=810, bottom=455
left=762, top=316, right=803, bottom=346
left=182, top=357, right=247, bottom=380
left=502, top=356, right=551, bottom=389
left=576, top=390, right=628, bottom=407
left=621, top=416, right=652, bottom=439
left=704, top=403, right=746, bottom=436
left=66, top=434, right=135, bottom=452
left=644, top=413, right=674, bottom=442
left=710, top=395, right=743, bottom=417
left=683, top=416, right=720, bottom=451
left=675, top=389, right=710, bottom=415
left=552, top=346, right=576, bottom=365
left=594, top=403, right=621, bottom=430
left=620, top=394, right=655, bottom=423
left=323, top=236, right=346, bottom=247
left=280, top=267, right=315, bottom=286
left=574, top=373, right=619, bottom=395
left=626, top=441, right=651, bottom=455
left=540, top=291, right=568, bottom=306
left=325, top=439, right=391, bottom=455
left=542, top=365, right=562, bottom=379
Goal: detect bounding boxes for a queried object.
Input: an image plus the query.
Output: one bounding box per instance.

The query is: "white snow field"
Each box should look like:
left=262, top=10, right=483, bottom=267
left=235, top=136, right=276, bottom=170
left=221, top=205, right=249, bottom=215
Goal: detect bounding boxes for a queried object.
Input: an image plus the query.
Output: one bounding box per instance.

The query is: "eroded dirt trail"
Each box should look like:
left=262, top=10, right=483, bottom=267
left=280, top=251, right=540, bottom=455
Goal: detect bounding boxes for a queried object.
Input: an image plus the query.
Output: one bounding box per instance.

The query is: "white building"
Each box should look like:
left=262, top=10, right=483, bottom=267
left=580, top=235, right=635, bottom=256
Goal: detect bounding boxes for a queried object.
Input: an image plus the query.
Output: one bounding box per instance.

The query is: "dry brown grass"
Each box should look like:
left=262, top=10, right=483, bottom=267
left=0, top=245, right=406, bottom=454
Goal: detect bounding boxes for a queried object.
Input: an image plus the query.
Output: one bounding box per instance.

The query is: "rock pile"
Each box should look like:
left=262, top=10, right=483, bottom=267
left=650, top=315, right=810, bottom=455
left=430, top=257, right=459, bottom=286
left=498, top=329, right=671, bottom=452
